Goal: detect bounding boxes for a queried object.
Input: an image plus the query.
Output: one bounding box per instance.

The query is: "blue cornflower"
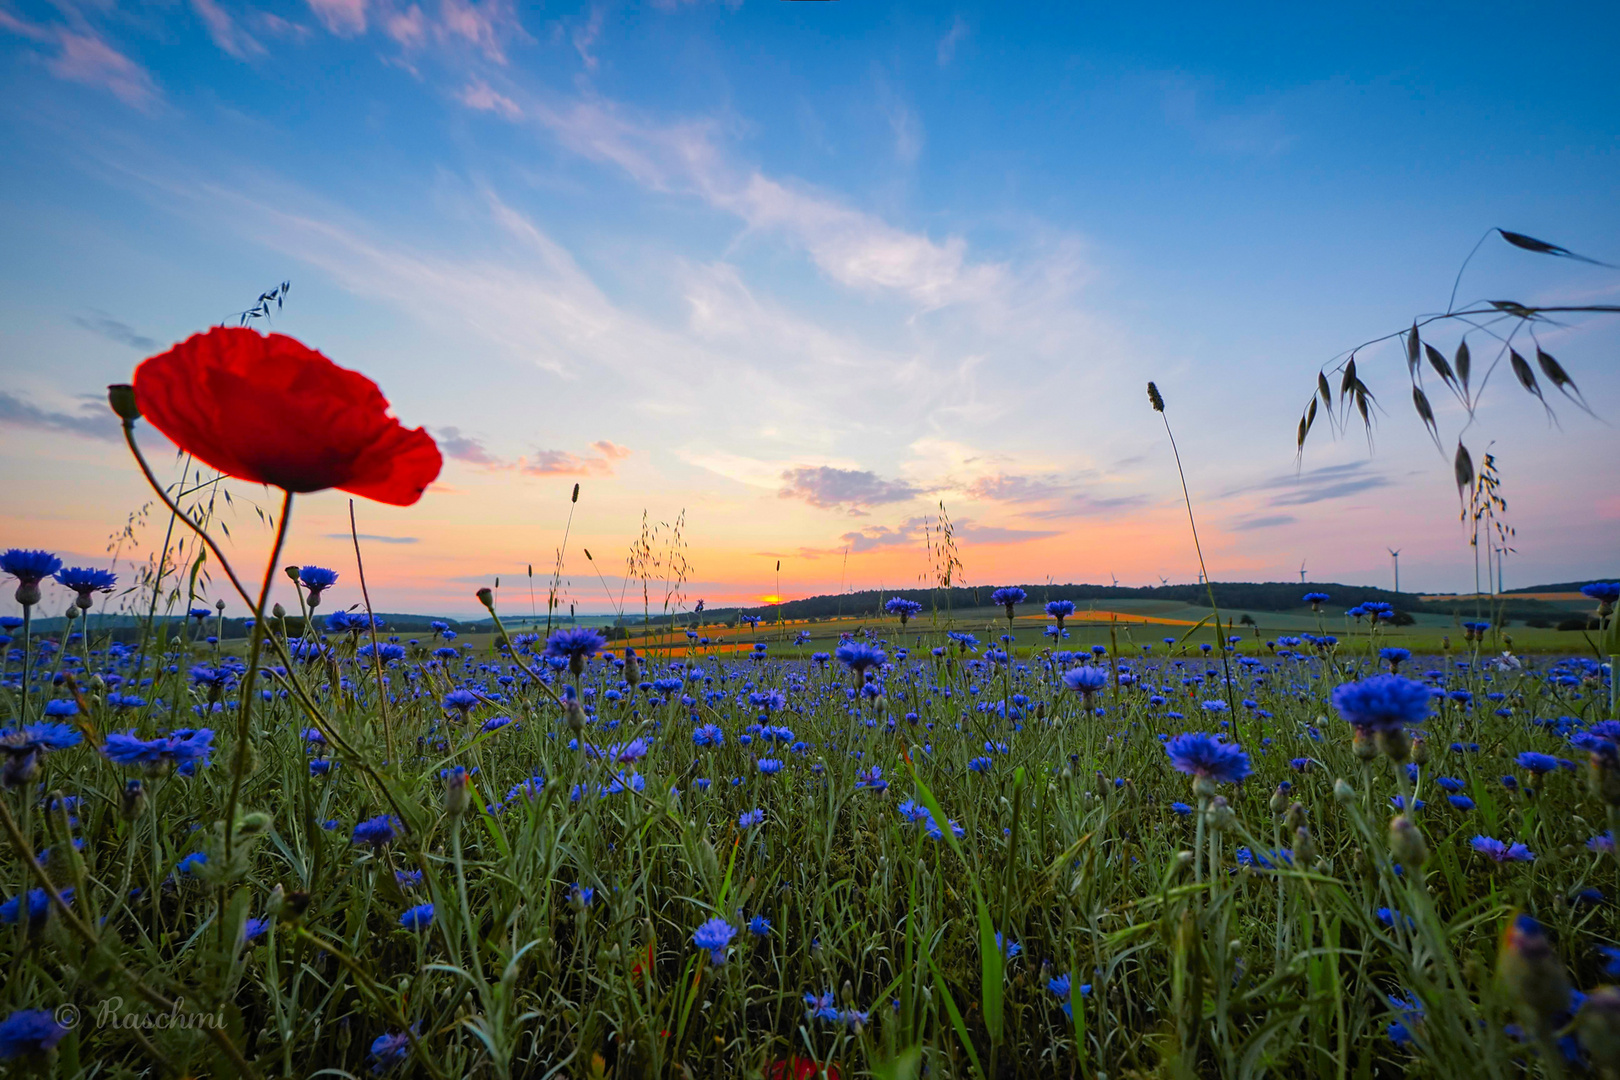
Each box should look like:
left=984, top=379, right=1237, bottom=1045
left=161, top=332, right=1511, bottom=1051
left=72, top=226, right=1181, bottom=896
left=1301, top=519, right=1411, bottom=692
left=442, top=688, right=479, bottom=714
left=368, top=1029, right=413, bottom=1073
left=834, top=641, right=886, bottom=674
left=1516, top=752, right=1559, bottom=775
left=1331, top=674, right=1431, bottom=734
left=2, top=722, right=81, bottom=753
left=1045, top=599, right=1075, bottom=624
left=757, top=758, right=783, bottom=775
left=1, top=549, right=63, bottom=589
left=968, top=756, right=993, bottom=773
left=1164, top=732, right=1251, bottom=786
left=545, top=627, right=607, bottom=668
left=1171, top=801, right=1193, bottom=815
left=352, top=814, right=400, bottom=848
left=748, top=914, right=772, bottom=937
left=101, top=728, right=213, bottom=773
left=1580, top=582, right=1620, bottom=604
left=992, top=587, right=1027, bottom=615
left=298, top=566, right=339, bottom=594
left=395, top=869, right=425, bottom=889
left=692, top=916, right=736, bottom=963
left=994, top=932, right=1021, bottom=959
left=399, top=903, right=435, bottom=931
left=1303, top=591, right=1330, bottom=607
left=1386, top=994, right=1424, bottom=1047
left=241, top=917, right=271, bottom=944
left=55, top=566, right=116, bottom=606
left=1447, top=795, right=1475, bottom=811
left=1471, top=836, right=1534, bottom=862
left=1379, top=647, right=1411, bottom=671
left=804, top=990, right=839, bottom=1023
left=854, top=765, right=887, bottom=791
left=738, top=808, right=765, bottom=828
left=885, top=597, right=923, bottom=622
left=0, top=1009, right=70, bottom=1060
left=176, top=851, right=209, bottom=876
left=1061, top=665, right=1109, bottom=695
left=0, top=887, right=70, bottom=928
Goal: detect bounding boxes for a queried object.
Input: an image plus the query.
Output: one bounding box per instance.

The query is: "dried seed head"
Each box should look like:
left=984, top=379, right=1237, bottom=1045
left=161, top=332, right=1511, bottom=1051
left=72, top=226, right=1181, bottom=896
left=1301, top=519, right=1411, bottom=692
left=1146, top=381, right=1165, bottom=412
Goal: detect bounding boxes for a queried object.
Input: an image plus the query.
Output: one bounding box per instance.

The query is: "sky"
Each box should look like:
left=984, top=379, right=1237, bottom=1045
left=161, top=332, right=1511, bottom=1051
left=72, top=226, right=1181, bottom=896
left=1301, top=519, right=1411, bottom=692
left=1, top=0, right=1617, bottom=619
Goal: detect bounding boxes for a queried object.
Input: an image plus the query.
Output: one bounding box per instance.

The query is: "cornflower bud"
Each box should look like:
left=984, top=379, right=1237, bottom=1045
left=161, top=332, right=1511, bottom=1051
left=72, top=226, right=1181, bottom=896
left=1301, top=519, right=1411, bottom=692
left=1377, top=728, right=1411, bottom=763
left=1207, top=796, right=1236, bottom=833
left=1285, top=801, right=1308, bottom=831
left=1352, top=730, right=1379, bottom=761
left=1576, top=986, right=1620, bottom=1069
left=1498, top=913, right=1572, bottom=1026
left=1269, top=785, right=1288, bottom=815
left=1292, top=826, right=1318, bottom=865
left=120, top=778, right=147, bottom=820
left=444, top=766, right=470, bottom=818
left=1410, top=736, right=1430, bottom=766
left=1333, top=778, right=1356, bottom=805
left=1388, top=814, right=1429, bottom=867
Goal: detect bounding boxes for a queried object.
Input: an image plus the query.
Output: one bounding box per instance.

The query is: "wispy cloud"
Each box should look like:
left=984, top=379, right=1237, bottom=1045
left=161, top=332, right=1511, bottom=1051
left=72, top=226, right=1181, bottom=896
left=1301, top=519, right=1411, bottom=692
left=45, top=30, right=161, bottom=109
left=1022, top=493, right=1152, bottom=520
left=457, top=78, right=521, bottom=119
left=936, top=15, right=967, bottom=66
left=325, top=532, right=420, bottom=544
left=191, top=0, right=266, bottom=60
left=304, top=0, right=368, bottom=38
left=1224, top=461, right=1391, bottom=507
left=1229, top=514, right=1297, bottom=531
left=434, top=426, right=499, bottom=465
left=0, top=392, right=119, bottom=442
left=779, top=466, right=923, bottom=511
left=70, top=312, right=156, bottom=350
left=521, top=441, right=630, bottom=476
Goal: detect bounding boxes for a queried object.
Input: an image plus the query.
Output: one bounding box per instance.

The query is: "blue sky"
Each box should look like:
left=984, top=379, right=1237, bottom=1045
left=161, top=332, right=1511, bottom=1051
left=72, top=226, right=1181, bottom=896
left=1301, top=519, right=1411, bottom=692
left=2, top=0, right=1616, bottom=615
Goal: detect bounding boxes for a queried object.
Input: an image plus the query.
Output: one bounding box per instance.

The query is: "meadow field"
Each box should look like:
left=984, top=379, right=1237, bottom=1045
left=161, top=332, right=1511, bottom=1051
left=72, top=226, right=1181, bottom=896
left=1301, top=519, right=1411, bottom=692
left=3, top=549, right=1619, bottom=1079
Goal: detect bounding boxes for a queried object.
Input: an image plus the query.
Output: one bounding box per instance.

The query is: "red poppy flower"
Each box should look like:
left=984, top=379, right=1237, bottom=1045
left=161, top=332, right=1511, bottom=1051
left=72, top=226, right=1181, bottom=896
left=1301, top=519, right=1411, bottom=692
left=765, top=1058, right=840, bottom=1080
left=132, top=327, right=441, bottom=506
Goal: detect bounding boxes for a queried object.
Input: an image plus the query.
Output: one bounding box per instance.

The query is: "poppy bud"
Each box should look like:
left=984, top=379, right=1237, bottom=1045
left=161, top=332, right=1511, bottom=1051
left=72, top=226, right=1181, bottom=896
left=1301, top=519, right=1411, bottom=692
left=1333, top=778, right=1356, bottom=805
left=107, top=383, right=141, bottom=421
left=476, top=587, right=494, bottom=611
left=1498, top=913, right=1571, bottom=1024
left=284, top=565, right=300, bottom=582
left=235, top=811, right=272, bottom=836
left=1577, top=986, right=1620, bottom=1067
left=1388, top=815, right=1428, bottom=867
left=444, top=766, right=470, bottom=818
left=120, top=778, right=146, bottom=820
left=272, top=603, right=285, bottom=619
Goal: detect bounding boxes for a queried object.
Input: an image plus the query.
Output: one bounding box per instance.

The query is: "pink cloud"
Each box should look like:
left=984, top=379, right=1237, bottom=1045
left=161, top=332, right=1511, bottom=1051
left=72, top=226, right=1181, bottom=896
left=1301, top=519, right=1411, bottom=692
left=305, top=0, right=368, bottom=37
left=47, top=31, right=160, bottom=109
left=385, top=3, right=426, bottom=48
left=457, top=78, right=521, bottom=120
left=191, top=0, right=265, bottom=59
left=520, top=443, right=631, bottom=476
left=437, top=0, right=525, bottom=63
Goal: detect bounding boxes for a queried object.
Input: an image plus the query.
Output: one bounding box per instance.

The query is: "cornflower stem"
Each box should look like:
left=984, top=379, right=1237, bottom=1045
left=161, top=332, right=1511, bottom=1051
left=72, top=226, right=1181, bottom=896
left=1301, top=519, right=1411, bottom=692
left=291, top=925, right=451, bottom=1080
left=0, top=794, right=261, bottom=1080
left=19, top=603, right=31, bottom=718
left=1194, top=795, right=1208, bottom=887
left=223, top=489, right=294, bottom=865
left=350, top=499, right=396, bottom=765
left=451, top=816, right=489, bottom=990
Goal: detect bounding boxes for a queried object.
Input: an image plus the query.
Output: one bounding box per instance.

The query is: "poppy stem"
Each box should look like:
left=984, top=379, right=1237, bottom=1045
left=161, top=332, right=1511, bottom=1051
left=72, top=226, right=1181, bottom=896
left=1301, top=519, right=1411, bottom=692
left=223, top=489, right=294, bottom=865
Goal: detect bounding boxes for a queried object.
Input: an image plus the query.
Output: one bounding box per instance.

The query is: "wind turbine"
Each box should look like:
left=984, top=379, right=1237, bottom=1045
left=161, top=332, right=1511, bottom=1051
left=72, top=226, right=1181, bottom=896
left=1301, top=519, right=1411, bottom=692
left=1110, top=572, right=1119, bottom=588
left=1298, top=559, right=1308, bottom=584
left=1157, top=573, right=1169, bottom=587
left=1388, top=549, right=1401, bottom=595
